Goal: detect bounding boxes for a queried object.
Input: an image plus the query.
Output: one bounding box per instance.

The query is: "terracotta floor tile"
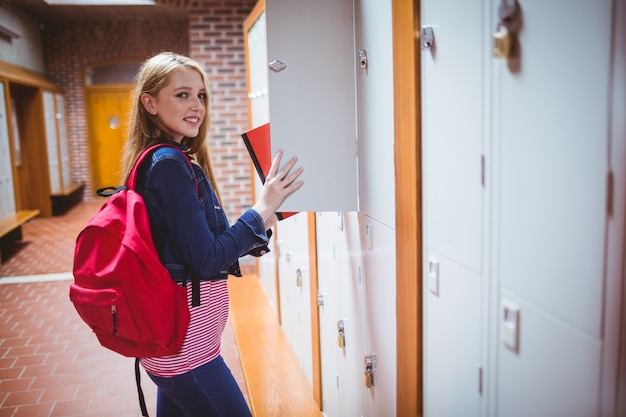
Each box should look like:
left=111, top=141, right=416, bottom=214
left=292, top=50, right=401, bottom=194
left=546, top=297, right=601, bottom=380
left=13, top=354, right=46, bottom=368
left=0, top=202, right=248, bottom=416
left=29, top=375, right=65, bottom=390
left=2, top=389, right=43, bottom=407
left=49, top=399, right=88, bottom=417
left=20, top=364, right=56, bottom=378
left=0, top=357, right=16, bottom=369
left=12, top=403, right=54, bottom=417
left=4, top=346, right=37, bottom=358
left=0, top=378, right=32, bottom=394
left=0, top=406, right=16, bottom=417
left=85, top=394, right=125, bottom=414
left=0, top=368, right=21, bottom=381
left=39, top=385, right=77, bottom=404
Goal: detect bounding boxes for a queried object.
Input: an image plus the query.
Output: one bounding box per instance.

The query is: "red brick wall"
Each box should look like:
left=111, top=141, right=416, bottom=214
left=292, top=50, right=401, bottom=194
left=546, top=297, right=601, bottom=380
left=184, top=0, right=257, bottom=220
left=42, top=0, right=257, bottom=221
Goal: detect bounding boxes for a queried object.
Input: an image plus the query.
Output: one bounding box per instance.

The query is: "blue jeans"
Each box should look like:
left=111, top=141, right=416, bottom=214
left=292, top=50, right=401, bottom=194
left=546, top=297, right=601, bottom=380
left=147, top=356, right=252, bottom=417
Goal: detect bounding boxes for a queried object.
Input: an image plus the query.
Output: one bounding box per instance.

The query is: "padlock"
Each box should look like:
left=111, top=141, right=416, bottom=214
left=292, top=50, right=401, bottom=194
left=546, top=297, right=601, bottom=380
left=493, top=24, right=511, bottom=58
left=364, top=354, right=376, bottom=388
left=364, top=369, right=373, bottom=387
left=337, top=320, right=345, bottom=348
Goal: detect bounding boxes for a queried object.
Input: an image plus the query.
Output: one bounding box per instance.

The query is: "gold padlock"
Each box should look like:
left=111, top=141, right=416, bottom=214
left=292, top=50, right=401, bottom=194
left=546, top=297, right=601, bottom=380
left=337, top=320, right=345, bottom=348
left=364, top=370, right=373, bottom=388
left=493, top=24, right=511, bottom=58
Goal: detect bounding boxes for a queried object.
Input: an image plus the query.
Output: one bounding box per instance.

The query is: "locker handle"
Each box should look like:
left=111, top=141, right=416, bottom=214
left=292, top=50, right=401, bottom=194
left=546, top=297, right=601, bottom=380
left=269, top=59, right=287, bottom=72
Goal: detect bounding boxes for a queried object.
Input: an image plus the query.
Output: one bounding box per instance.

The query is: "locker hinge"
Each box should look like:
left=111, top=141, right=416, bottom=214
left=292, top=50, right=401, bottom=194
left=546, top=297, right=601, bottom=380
left=607, top=170, right=614, bottom=217
left=478, top=366, right=483, bottom=395
left=481, top=155, right=485, bottom=187
left=355, top=137, right=359, bottom=158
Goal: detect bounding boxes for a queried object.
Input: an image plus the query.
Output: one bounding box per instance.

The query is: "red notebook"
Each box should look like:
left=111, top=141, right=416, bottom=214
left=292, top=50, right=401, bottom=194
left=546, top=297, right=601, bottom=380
left=241, top=123, right=298, bottom=221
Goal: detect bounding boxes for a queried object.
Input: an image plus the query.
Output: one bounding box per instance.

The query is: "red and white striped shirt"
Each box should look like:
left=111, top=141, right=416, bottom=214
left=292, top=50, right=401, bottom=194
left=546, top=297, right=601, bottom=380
left=141, top=280, right=229, bottom=376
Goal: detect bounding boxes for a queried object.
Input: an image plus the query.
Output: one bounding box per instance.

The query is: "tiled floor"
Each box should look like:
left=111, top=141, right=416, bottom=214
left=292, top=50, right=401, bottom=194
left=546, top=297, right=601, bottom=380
left=0, top=201, right=248, bottom=417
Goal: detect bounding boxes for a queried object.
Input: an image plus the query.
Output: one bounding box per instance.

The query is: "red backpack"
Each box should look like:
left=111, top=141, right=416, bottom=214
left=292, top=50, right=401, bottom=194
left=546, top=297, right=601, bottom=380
left=70, top=144, right=198, bottom=416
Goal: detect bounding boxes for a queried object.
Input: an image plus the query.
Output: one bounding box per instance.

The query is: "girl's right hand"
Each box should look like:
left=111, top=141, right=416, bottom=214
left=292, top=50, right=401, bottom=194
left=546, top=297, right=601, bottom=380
left=252, top=149, right=304, bottom=229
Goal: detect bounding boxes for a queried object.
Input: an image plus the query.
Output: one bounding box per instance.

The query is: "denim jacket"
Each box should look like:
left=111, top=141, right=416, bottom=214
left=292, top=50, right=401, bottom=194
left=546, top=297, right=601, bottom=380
left=135, top=141, right=270, bottom=283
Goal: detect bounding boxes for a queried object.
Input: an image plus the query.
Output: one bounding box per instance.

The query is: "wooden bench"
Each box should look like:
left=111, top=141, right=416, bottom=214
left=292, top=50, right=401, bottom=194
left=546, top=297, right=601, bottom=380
left=0, top=210, right=40, bottom=263
left=51, top=181, right=84, bottom=197
left=0, top=210, right=40, bottom=239
left=228, top=275, right=322, bottom=417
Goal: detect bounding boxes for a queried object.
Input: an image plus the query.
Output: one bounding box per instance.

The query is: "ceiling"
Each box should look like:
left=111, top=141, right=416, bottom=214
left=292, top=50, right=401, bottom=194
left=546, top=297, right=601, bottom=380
left=8, top=0, right=187, bottom=21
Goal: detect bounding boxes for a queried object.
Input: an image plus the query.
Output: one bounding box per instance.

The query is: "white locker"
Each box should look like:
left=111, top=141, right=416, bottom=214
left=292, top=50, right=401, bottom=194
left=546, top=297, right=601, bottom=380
left=316, top=211, right=341, bottom=417
left=355, top=0, right=395, bottom=229
left=336, top=212, right=364, bottom=417
left=362, top=216, right=397, bottom=416
left=43, top=91, right=60, bottom=195
left=496, top=292, right=601, bottom=417
left=421, top=0, right=624, bottom=416
left=55, top=94, right=71, bottom=190
left=421, top=0, right=485, bottom=415
left=493, top=1, right=613, bottom=415
left=276, top=213, right=314, bottom=386
left=496, top=0, right=610, bottom=338
left=244, top=7, right=278, bottom=309
left=316, top=211, right=366, bottom=417
left=424, top=251, right=481, bottom=417
left=0, top=83, right=16, bottom=220
left=265, top=0, right=357, bottom=212
left=421, top=0, right=484, bottom=275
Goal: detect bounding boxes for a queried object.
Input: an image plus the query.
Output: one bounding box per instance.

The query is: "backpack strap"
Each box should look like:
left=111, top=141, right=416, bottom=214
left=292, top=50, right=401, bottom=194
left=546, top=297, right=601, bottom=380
left=135, top=358, right=149, bottom=416
left=127, top=143, right=198, bottom=193
left=129, top=144, right=201, bottom=307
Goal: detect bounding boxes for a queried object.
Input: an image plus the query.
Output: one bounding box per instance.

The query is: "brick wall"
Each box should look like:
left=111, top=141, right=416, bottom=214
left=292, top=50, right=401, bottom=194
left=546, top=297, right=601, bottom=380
left=42, top=0, right=257, bottom=222
left=184, top=0, right=257, bottom=221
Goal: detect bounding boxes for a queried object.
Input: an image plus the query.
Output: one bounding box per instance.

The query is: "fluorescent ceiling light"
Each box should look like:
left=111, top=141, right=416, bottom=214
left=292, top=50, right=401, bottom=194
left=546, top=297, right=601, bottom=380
left=44, top=0, right=156, bottom=5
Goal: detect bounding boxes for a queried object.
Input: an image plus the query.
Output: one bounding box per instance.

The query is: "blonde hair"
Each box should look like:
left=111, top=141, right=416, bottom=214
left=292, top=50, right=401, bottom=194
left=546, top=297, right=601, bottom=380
left=121, top=51, right=221, bottom=202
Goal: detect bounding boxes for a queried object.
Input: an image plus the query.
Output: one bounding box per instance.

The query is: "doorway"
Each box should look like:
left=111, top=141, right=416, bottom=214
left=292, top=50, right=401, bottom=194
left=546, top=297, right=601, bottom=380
left=86, top=85, right=133, bottom=191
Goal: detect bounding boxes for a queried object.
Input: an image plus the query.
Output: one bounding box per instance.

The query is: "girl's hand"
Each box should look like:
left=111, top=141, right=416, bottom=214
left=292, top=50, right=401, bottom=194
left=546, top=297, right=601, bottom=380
left=252, top=150, right=304, bottom=229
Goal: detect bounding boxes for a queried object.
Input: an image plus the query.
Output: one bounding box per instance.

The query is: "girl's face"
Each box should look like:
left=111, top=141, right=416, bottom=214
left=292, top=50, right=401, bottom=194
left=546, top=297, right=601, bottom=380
left=142, top=67, right=207, bottom=142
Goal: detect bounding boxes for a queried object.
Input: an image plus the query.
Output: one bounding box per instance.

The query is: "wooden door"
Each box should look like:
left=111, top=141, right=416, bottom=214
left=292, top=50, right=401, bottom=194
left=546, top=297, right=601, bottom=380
left=86, top=86, right=132, bottom=191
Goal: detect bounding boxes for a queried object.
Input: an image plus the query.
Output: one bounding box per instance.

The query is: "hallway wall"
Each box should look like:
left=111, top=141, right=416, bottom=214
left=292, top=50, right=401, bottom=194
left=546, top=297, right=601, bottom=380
left=0, top=5, right=44, bottom=73
left=37, top=1, right=257, bottom=221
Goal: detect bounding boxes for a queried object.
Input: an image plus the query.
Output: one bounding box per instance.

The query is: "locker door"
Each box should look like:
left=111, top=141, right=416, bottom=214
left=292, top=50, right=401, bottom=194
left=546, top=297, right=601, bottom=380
left=265, top=0, right=357, bottom=212
left=362, top=217, right=397, bottom=416
left=494, top=1, right=612, bottom=415
left=336, top=212, right=364, bottom=417
left=0, top=83, right=16, bottom=219
left=316, top=211, right=341, bottom=416
left=245, top=5, right=278, bottom=309
left=43, top=91, right=60, bottom=195
left=276, top=213, right=314, bottom=386
left=54, top=94, right=71, bottom=190
left=421, top=0, right=485, bottom=415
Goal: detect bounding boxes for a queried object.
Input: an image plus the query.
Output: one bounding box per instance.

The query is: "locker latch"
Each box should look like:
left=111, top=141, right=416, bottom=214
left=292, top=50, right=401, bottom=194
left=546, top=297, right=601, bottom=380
left=358, top=50, right=368, bottom=69
left=420, top=26, right=435, bottom=50
left=296, top=268, right=303, bottom=287
left=364, top=353, right=377, bottom=388
left=317, top=293, right=326, bottom=307
left=337, top=320, right=346, bottom=347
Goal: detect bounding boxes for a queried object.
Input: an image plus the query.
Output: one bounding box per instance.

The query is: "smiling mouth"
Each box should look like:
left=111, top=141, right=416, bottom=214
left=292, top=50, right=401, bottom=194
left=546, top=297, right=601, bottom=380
left=184, top=117, right=200, bottom=123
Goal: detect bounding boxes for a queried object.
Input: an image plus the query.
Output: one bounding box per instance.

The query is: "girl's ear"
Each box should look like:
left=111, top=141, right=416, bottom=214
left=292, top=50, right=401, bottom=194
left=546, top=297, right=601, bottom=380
left=141, top=93, right=157, bottom=115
